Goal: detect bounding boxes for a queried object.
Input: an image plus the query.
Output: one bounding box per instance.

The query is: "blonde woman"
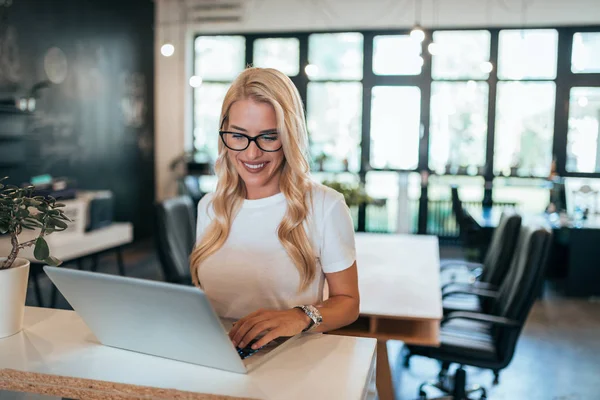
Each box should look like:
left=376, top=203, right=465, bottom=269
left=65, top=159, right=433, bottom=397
left=190, top=67, right=359, bottom=351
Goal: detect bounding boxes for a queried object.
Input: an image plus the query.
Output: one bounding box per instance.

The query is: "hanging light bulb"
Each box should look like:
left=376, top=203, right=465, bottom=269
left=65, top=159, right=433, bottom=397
left=480, top=61, right=493, bottom=74
left=428, top=42, right=438, bottom=55
left=411, top=24, right=425, bottom=43
left=161, top=43, right=175, bottom=57
left=189, top=76, right=203, bottom=88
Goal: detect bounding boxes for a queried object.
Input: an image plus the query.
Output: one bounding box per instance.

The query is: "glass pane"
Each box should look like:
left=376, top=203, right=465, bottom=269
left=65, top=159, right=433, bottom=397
left=493, top=177, right=550, bottom=214
left=494, top=82, right=556, bottom=177
left=564, top=177, right=600, bottom=215
left=429, top=82, right=489, bottom=174
left=572, top=32, right=600, bottom=73
left=307, top=82, right=362, bottom=172
left=365, top=172, right=421, bottom=233
left=566, top=87, right=600, bottom=173
left=373, top=35, right=422, bottom=75
left=432, top=30, right=491, bottom=79
left=370, top=86, right=421, bottom=170
left=193, top=83, right=230, bottom=161
left=253, top=38, right=300, bottom=76
left=498, top=29, right=558, bottom=80
left=195, top=36, right=245, bottom=80
left=308, top=33, right=363, bottom=80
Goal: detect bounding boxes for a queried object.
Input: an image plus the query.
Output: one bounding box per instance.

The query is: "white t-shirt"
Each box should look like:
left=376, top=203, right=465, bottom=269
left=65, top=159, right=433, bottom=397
left=195, top=182, right=356, bottom=319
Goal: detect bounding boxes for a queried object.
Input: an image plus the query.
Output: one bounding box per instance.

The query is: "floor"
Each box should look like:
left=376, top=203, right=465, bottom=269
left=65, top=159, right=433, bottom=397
left=25, top=241, right=600, bottom=400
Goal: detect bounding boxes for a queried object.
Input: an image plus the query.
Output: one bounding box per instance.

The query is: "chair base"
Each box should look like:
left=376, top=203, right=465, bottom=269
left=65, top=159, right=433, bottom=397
left=417, top=366, right=487, bottom=400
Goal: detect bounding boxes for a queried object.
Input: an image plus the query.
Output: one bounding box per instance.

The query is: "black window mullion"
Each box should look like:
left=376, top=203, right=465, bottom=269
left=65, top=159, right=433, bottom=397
left=358, top=32, right=374, bottom=232
left=554, top=29, right=573, bottom=177
left=483, top=29, right=500, bottom=207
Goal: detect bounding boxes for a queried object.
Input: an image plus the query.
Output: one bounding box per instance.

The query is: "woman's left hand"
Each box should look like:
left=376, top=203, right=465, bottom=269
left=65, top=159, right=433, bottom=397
left=229, top=308, right=311, bottom=350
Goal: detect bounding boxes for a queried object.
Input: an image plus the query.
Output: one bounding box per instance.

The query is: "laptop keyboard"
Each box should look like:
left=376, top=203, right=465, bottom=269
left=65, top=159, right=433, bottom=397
left=237, top=340, right=261, bottom=360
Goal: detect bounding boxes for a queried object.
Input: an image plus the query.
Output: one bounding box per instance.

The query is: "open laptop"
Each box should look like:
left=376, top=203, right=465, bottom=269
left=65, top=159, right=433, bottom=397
left=43, top=266, right=299, bottom=374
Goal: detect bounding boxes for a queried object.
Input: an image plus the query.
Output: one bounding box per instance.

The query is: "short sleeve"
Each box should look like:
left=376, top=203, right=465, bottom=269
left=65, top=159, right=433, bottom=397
left=196, top=194, right=213, bottom=243
left=320, top=198, right=356, bottom=274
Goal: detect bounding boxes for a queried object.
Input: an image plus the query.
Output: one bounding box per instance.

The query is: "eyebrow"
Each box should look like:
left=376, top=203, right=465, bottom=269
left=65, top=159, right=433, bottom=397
left=230, top=125, right=278, bottom=134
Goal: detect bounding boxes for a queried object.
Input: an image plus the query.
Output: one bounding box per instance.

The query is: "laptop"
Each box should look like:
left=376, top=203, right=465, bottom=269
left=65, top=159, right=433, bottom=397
left=43, top=266, right=299, bottom=374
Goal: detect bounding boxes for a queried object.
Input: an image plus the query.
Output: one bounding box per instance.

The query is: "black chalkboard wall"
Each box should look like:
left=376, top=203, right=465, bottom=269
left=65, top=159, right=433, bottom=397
left=0, top=0, right=155, bottom=239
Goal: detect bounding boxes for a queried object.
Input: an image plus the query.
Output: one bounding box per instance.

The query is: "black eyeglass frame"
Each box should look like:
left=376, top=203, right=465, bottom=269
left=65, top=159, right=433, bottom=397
left=218, top=131, right=283, bottom=152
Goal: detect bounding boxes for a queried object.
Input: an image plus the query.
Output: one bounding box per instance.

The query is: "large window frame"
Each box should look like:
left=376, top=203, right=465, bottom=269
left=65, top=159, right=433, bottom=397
left=192, top=25, right=600, bottom=232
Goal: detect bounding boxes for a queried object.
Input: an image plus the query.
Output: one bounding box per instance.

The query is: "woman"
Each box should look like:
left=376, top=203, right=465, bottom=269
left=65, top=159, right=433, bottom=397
left=190, top=67, right=359, bottom=351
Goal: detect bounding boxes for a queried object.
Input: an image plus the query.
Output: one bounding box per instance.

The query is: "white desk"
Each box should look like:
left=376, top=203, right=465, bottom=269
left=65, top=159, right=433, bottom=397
left=0, top=307, right=376, bottom=400
left=330, top=233, right=443, bottom=400
left=0, top=223, right=133, bottom=262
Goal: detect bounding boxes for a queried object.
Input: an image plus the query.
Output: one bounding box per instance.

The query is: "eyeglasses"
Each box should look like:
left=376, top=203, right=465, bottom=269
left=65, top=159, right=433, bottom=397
left=219, top=131, right=282, bottom=152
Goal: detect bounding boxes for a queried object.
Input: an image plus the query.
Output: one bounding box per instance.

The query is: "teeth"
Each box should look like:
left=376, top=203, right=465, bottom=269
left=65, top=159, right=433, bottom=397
left=244, top=163, right=265, bottom=169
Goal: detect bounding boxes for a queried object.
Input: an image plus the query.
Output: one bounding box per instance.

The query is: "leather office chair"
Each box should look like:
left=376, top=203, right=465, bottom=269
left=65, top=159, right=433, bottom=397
left=441, top=212, right=522, bottom=314
left=450, top=185, right=484, bottom=261
left=406, top=224, right=552, bottom=400
left=155, top=196, right=197, bottom=285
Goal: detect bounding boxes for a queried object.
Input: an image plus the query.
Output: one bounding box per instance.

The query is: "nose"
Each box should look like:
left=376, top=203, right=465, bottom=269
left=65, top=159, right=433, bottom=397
left=244, top=140, right=262, bottom=160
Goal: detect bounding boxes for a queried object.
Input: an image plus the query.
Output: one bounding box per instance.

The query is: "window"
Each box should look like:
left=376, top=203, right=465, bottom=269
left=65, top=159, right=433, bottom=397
left=365, top=172, right=421, bottom=233
left=429, top=31, right=490, bottom=176
left=495, top=29, right=558, bottom=178
left=494, top=82, right=556, bottom=177
left=493, top=177, right=550, bottom=213
left=567, top=87, right=600, bottom=173
left=253, top=38, right=300, bottom=76
left=498, top=29, right=558, bottom=80
left=195, top=36, right=246, bottom=81
left=193, top=36, right=246, bottom=159
left=429, top=81, right=489, bottom=174
left=431, top=30, right=491, bottom=80
left=307, top=82, right=362, bottom=172
left=373, top=35, right=422, bottom=76
left=370, top=86, right=421, bottom=170
left=572, top=32, right=600, bottom=73
left=308, top=33, right=363, bottom=80
left=307, top=33, right=364, bottom=172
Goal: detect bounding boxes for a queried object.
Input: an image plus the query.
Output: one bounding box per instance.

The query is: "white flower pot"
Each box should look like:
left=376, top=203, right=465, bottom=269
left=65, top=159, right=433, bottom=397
left=0, top=258, right=30, bottom=339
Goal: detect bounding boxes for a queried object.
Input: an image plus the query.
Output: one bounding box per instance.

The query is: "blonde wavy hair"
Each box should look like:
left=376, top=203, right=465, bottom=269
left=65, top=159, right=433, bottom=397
left=190, top=68, right=316, bottom=291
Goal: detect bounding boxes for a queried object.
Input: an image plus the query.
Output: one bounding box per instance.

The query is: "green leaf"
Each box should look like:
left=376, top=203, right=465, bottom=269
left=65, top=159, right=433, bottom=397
left=17, top=208, right=29, bottom=219
left=0, top=221, right=8, bottom=234
left=26, top=199, right=41, bottom=207
left=54, top=203, right=66, bottom=208
left=33, top=237, right=50, bottom=261
left=43, top=256, right=62, bottom=267
left=49, top=218, right=68, bottom=229
left=21, top=223, right=38, bottom=230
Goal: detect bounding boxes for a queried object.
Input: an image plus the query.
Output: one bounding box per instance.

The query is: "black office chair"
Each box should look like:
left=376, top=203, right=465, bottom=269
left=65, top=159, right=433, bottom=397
left=155, top=196, right=197, bottom=285
left=406, top=224, right=552, bottom=400
left=450, top=185, right=484, bottom=261
left=441, top=212, right=522, bottom=314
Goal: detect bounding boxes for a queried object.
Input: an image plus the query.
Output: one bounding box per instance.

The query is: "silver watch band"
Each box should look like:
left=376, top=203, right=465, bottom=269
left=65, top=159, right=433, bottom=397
left=295, top=305, right=323, bottom=332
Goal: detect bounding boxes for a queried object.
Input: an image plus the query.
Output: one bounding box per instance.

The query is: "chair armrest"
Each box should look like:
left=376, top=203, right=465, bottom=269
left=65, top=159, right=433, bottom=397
left=442, top=311, right=520, bottom=328
left=442, top=287, right=499, bottom=300
left=440, top=260, right=483, bottom=271
left=442, top=282, right=499, bottom=293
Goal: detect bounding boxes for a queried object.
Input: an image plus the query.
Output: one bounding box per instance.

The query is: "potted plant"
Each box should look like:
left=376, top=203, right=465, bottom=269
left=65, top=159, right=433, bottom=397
left=0, top=177, right=69, bottom=338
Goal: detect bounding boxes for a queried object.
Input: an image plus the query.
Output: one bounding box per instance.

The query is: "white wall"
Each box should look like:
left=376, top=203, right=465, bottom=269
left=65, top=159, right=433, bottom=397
left=154, top=0, right=600, bottom=201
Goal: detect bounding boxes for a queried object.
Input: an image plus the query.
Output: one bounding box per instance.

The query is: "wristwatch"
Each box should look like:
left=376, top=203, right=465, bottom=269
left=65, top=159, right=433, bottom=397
left=294, top=305, right=323, bottom=332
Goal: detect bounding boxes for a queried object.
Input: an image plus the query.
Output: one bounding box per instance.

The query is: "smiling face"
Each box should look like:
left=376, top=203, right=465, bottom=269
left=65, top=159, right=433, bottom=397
left=224, top=98, right=285, bottom=200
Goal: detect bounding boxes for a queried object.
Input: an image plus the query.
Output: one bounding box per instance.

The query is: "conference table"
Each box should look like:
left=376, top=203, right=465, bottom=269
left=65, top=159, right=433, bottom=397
left=331, top=233, right=443, bottom=400
left=0, top=307, right=376, bottom=400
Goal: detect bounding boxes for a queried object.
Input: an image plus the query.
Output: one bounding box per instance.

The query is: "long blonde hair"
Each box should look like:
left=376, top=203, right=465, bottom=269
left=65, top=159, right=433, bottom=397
left=190, top=68, right=316, bottom=291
